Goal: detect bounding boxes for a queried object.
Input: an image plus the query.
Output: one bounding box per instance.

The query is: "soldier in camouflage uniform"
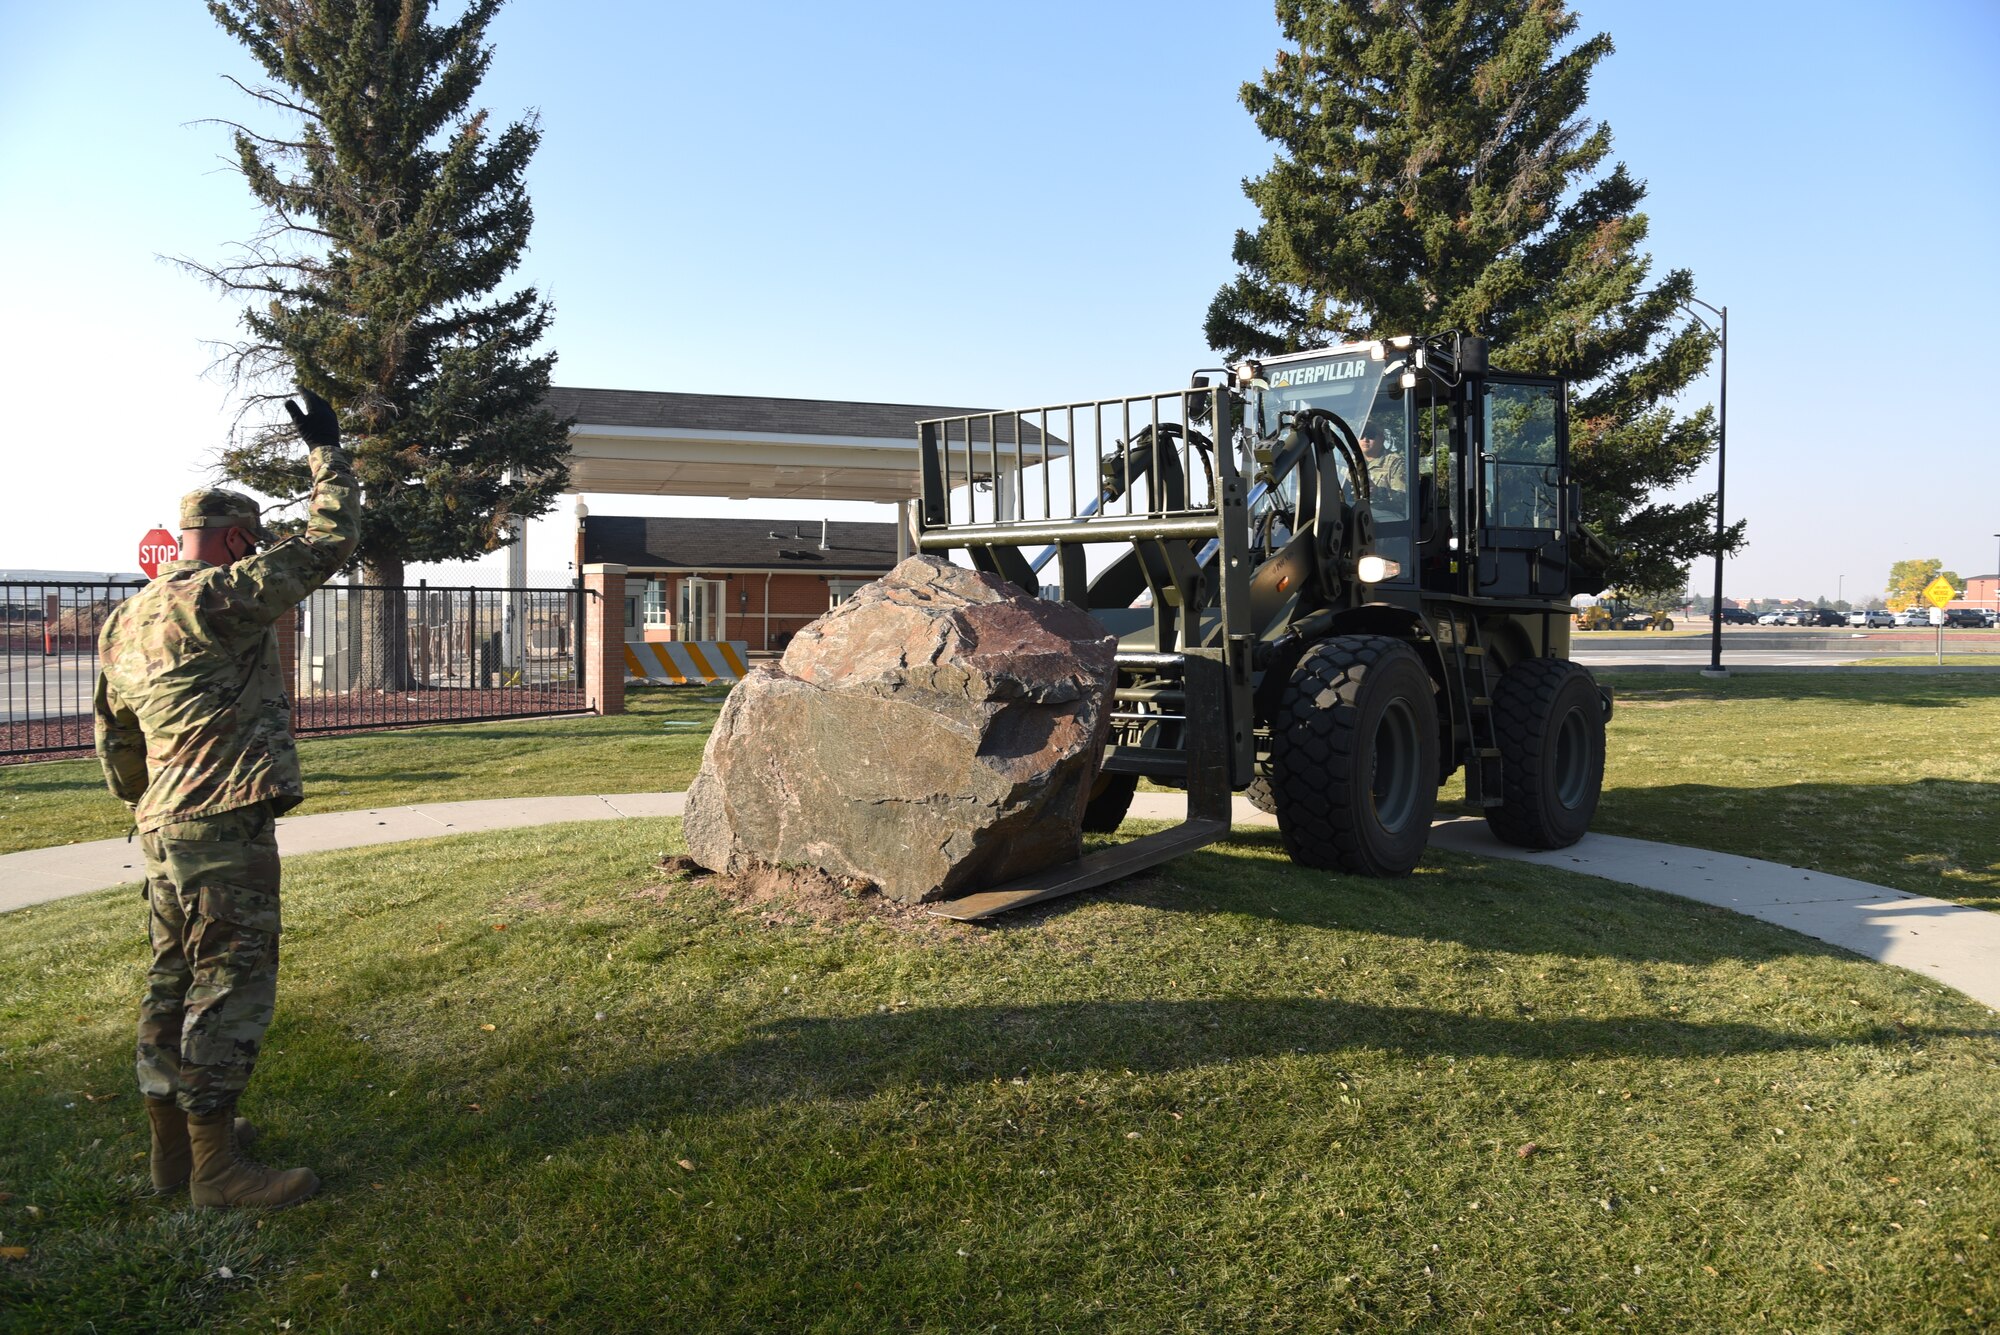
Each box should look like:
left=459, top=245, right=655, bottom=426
left=95, top=389, right=358, bottom=1209
left=1360, top=425, right=1407, bottom=499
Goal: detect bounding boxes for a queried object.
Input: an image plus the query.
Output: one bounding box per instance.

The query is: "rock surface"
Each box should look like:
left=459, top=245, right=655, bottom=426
left=682, top=556, right=1118, bottom=903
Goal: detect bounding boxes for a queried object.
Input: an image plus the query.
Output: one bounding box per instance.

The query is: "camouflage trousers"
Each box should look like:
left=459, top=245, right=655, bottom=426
left=136, top=802, right=282, bottom=1116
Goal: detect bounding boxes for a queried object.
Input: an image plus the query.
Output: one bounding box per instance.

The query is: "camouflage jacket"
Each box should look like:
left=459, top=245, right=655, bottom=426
left=95, top=446, right=359, bottom=831
left=1366, top=450, right=1407, bottom=495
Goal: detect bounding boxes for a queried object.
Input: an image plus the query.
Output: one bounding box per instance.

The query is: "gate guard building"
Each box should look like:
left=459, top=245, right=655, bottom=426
left=579, top=514, right=899, bottom=652
left=547, top=386, right=1059, bottom=656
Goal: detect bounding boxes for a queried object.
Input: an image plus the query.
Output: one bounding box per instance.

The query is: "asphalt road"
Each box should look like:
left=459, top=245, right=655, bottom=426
left=0, top=650, right=98, bottom=721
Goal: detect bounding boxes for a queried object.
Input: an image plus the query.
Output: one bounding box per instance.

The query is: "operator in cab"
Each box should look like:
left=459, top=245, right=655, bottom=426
left=1359, top=414, right=1407, bottom=514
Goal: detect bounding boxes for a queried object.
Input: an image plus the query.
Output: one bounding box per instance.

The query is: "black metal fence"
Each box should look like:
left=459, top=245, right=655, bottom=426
left=2, top=579, right=145, bottom=759
left=2, top=578, right=586, bottom=763
left=291, top=581, right=585, bottom=734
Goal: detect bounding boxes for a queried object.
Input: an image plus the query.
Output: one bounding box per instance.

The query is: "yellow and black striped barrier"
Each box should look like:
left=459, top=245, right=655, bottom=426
left=623, top=640, right=750, bottom=685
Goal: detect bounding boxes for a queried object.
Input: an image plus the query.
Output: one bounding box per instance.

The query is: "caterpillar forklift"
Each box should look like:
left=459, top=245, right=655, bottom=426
left=914, top=332, right=1614, bottom=919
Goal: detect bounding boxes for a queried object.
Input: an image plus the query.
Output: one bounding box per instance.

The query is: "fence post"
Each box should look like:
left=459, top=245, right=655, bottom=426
left=581, top=563, right=627, bottom=716
left=417, top=580, right=430, bottom=688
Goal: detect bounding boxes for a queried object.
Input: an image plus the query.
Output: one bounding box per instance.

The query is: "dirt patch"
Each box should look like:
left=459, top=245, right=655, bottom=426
left=647, top=854, right=973, bottom=938
left=494, top=887, right=561, bottom=916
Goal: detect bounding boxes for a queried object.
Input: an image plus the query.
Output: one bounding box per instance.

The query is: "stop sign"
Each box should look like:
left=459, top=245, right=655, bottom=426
left=137, top=528, right=179, bottom=579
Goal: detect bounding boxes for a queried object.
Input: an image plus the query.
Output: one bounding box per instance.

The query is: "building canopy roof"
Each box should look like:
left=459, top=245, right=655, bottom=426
left=582, top=515, right=899, bottom=574
left=550, top=386, right=1061, bottom=503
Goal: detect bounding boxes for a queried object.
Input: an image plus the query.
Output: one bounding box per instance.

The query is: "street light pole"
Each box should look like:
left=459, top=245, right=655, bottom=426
left=1837, top=573, right=1845, bottom=608
left=1675, top=296, right=1729, bottom=677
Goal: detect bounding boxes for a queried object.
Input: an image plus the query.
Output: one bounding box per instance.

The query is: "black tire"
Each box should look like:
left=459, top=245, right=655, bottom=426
left=1244, top=774, right=1277, bottom=814
left=1270, top=635, right=1439, bottom=876
left=1484, top=658, right=1605, bottom=849
left=1081, top=771, right=1139, bottom=833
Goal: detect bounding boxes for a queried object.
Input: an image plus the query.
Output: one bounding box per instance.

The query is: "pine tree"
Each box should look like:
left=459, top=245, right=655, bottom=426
left=193, top=0, right=568, bottom=683
left=1206, top=0, right=1742, bottom=594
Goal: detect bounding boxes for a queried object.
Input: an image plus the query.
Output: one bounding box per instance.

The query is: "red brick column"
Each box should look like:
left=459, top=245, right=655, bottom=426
left=275, top=607, right=299, bottom=694
left=582, top=563, right=627, bottom=716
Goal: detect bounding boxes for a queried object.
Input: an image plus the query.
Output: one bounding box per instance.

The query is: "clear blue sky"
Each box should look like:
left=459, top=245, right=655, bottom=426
left=3, top=1, right=1996, bottom=599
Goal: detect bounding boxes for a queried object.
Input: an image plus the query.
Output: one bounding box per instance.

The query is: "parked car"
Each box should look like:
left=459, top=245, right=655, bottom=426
left=1756, top=611, right=1785, bottom=626
left=1847, top=609, right=1893, bottom=628
left=1893, top=607, right=1930, bottom=627
left=1807, top=609, right=1844, bottom=627
left=1944, top=607, right=1986, bottom=628
left=1719, top=607, right=1757, bottom=625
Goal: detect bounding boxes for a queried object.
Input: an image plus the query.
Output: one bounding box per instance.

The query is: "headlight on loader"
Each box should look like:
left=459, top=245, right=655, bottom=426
left=1357, top=554, right=1401, bottom=583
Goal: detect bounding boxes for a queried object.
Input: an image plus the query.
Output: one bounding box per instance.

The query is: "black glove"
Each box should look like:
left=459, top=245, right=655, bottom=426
left=285, top=388, right=342, bottom=451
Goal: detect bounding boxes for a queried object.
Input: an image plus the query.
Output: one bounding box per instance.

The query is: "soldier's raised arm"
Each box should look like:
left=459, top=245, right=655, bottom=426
left=221, top=390, right=361, bottom=622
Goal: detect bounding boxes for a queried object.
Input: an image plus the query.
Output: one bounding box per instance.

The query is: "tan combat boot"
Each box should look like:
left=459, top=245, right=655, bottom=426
left=146, top=1097, right=260, bottom=1192
left=187, top=1104, right=318, bottom=1209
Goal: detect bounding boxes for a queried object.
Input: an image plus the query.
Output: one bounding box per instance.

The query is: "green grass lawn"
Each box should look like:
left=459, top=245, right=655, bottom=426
left=2, top=819, right=1994, bottom=1331
left=0, top=687, right=723, bottom=856
left=10, top=672, right=2000, bottom=913
left=1584, top=672, right=2000, bottom=913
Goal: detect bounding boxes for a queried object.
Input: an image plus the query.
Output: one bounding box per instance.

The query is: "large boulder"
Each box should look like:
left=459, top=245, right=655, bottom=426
left=682, top=556, right=1119, bottom=904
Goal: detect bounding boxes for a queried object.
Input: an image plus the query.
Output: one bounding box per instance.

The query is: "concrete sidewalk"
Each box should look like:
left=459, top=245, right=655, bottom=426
left=0, top=792, right=685, bottom=916
left=1129, top=793, right=2000, bottom=1011
left=4, top=789, right=1995, bottom=1012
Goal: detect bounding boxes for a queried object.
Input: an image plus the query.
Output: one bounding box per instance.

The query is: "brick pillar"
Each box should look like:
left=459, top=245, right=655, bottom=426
left=582, top=563, right=627, bottom=716
left=274, top=607, right=299, bottom=695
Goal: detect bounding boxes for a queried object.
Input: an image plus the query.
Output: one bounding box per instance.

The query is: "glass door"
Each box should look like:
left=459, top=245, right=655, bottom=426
left=1477, top=377, right=1568, bottom=600
left=677, top=578, right=725, bottom=641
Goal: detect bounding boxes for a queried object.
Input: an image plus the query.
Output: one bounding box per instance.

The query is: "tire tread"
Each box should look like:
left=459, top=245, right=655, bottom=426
left=1270, top=634, right=1436, bottom=875
left=1484, top=657, right=1603, bottom=849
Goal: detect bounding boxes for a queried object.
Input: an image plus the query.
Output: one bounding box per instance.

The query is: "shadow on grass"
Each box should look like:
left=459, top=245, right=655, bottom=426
left=995, top=825, right=1858, bottom=967
left=1593, top=780, right=2000, bottom=911
left=317, top=997, right=1997, bottom=1171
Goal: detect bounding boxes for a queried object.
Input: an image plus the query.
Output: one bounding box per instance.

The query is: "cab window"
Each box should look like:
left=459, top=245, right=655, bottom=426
left=1482, top=382, right=1560, bottom=531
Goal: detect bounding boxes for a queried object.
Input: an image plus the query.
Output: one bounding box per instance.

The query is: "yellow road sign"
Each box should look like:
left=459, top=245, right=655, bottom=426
left=1921, top=575, right=1957, bottom=609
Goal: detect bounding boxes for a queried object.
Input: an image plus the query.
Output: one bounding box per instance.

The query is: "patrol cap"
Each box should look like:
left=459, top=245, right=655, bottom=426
left=179, top=488, right=274, bottom=541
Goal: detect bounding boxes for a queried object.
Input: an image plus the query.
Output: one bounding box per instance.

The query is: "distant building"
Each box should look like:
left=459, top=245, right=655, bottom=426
left=1954, top=573, right=1998, bottom=612
left=580, top=515, right=900, bottom=651
left=1, top=570, right=146, bottom=623
left=0, top=569, right=145, bottom=582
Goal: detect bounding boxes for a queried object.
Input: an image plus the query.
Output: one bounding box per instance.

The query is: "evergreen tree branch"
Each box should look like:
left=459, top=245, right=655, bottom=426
left=1210, top=0, right=1741, bottom=585
left=195, top=0, right=570, bottom=588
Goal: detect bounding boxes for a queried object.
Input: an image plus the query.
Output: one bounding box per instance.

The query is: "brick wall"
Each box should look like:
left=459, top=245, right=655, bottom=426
left=631, top=571, right=876, bottom=651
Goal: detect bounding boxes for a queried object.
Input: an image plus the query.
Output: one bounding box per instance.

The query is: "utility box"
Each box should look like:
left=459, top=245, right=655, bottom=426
left=299, top=587, right=360, bottom=692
